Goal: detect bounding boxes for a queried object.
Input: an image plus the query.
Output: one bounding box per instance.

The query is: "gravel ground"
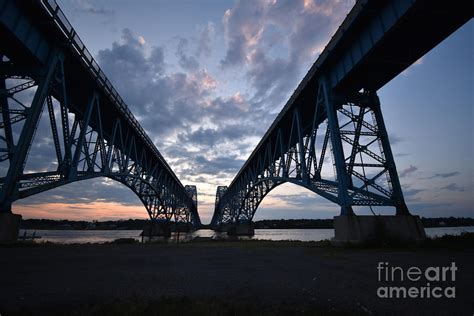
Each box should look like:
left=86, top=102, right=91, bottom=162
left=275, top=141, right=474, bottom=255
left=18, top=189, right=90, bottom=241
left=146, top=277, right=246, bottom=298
left=0, top=241, right=473, bottom=315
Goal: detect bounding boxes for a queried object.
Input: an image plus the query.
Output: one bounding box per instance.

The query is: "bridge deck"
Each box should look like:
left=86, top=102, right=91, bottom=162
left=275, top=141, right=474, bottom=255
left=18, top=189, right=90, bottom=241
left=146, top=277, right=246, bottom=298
left=0, top=0, right=183, bottom=188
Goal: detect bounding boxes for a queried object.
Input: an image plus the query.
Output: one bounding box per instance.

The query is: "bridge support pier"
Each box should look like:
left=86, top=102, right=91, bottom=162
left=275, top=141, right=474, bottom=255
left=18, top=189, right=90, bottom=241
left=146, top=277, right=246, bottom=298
left=333, top=215, right=425, bottom=244
left=0, top=213, right=22, bottom=243
left=227, top=222, right=255, bottom=236
left=172, top=222, right=194, bottom=233
left=141, top=221, right=172, bottom=240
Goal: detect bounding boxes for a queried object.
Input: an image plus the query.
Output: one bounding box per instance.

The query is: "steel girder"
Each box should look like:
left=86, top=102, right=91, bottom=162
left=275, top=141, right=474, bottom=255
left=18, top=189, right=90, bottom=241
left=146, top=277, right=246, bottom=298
left=211, top=78, right=408, bottom=227
left=0, top=52, right=200, bottom=226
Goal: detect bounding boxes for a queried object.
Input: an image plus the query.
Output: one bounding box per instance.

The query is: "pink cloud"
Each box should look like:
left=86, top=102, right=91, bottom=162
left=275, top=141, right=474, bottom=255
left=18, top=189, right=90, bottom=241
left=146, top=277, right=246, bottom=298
left=13, top=202, right=148, bottom=221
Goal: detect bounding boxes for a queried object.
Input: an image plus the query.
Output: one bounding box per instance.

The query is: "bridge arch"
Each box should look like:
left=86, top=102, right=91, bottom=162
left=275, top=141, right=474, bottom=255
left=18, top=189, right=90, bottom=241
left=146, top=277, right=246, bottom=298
left=13, top=172, right=188, bottom=223
left=212, top=86, right=405, bottom=227
left=237, top=178, right=336, bottom=222
left=0, top=8, right=200, bottom=227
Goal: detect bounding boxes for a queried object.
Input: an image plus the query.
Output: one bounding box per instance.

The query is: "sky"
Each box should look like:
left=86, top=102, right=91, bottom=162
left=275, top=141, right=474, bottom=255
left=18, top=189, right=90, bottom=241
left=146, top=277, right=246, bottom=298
left=10, top=0, right=474, bottom=223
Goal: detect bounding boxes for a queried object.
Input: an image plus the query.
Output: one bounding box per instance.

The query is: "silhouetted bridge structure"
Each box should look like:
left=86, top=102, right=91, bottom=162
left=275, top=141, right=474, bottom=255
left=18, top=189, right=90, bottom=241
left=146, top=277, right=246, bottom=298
left=0, top=0, right=471, bottom=242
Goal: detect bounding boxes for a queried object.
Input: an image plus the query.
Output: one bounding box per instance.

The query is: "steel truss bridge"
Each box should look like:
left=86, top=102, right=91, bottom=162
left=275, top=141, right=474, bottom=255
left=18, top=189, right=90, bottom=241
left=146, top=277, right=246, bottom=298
left=0, top=0, right=200, bottom=227
left=211, top=0, right=472, bottom=228
left=0, top=0, right=471, bottom=232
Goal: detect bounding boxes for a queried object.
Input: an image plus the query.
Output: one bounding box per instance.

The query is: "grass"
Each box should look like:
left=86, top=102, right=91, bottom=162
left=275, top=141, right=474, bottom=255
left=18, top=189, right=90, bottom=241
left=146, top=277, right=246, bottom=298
left=5, top=296, right=368, bottom=316
left=337, top=232, right=474, bottom=250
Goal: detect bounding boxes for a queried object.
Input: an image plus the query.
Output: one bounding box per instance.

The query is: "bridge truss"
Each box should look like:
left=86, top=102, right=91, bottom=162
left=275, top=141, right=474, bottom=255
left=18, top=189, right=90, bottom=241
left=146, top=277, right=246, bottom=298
left=212, top=81, right=406, bottom=226
left=212, top=0, right=471, bottom=227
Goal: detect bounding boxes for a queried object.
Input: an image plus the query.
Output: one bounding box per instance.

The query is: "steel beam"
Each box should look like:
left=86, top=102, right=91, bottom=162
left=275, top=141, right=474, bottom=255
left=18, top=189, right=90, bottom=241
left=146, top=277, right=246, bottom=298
left=0, top=53, right=59, bottom=212
left=320, top=79, right=353, bottom=215
left=369, top=92, right=409, bottom=215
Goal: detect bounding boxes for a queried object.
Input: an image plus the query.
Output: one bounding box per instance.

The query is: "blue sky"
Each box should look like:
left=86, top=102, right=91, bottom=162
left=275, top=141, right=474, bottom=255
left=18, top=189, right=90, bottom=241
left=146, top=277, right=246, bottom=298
left=13, top=0, right=473, bottom=222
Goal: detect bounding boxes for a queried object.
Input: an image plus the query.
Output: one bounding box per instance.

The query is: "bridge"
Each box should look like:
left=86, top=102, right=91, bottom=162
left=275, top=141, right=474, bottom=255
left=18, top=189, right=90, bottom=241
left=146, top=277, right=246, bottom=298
left=0, top=0, right=200, bottom=241
left=211, top=0, right=471, bottom=240
left=0, top=0, right=471, bottom=243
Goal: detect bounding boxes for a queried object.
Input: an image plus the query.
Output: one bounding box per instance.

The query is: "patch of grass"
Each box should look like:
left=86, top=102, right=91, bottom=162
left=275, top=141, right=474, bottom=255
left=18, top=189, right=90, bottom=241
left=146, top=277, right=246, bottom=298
left=110, top=238, right=139, bottom=244
left=422, top=232, right=474, bottom=249
left=6, top=296, right=367, bottom=316
left=338, top=232, right=474, bottom=250
left=0, top=240, right=59, bottom=248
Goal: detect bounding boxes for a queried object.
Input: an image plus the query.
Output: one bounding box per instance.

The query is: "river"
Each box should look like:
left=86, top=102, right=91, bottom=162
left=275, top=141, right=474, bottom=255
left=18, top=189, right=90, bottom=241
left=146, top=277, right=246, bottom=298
left=18, top=226, right=474, bottom=244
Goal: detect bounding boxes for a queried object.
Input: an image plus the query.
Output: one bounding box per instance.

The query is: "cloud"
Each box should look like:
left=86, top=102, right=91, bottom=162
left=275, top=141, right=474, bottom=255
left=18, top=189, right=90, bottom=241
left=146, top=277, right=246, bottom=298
left=395, top=153, right=411, bottom=157
left=400, top=165, right=418, bottom=178
left=176, top=38, right=200, bottom=71
left=72, top=0, right=114, bottom=16
left=403, top=187, right=424, bottom=200
left=440, top=183, right=465, bottom=192
left=220, top=0, right=353, bottom=103
left=220, top=1, right=266, bottom=67
left=177, top=124, right=251, bottom=147
left=17, top=178, right=141, bottom=207
left=196, top=22, right=215, bottom=58
left=427, top=171, right=460, bottom=179
left=193, top=154, right=246, bottom=175
left=15, top=202, right=146, bottom=221
left=389, top=134, right=403, bottom=145
left=96, top=29, right=214, bottom=140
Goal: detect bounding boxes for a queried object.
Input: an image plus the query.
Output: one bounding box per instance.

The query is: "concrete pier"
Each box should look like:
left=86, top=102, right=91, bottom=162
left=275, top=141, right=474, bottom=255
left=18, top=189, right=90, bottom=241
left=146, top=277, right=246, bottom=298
left=140, top=222, right=171, bottom=239
left=227, top=223, right=255, bottom=236
left=333, top=215, right=426, bottom=243
left=0, top=213, right=22, bottom=243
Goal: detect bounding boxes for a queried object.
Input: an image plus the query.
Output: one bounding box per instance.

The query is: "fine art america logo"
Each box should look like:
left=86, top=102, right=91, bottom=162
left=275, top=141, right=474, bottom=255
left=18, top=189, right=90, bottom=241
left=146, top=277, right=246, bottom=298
left=377, top=262, right=457, bottom=299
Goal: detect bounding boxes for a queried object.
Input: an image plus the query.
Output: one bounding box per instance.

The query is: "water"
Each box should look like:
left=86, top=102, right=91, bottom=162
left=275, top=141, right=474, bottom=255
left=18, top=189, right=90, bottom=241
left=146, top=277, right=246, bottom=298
left=18, top=229, right=143, bottom=244
left=19, top=226, right=474, bottom=244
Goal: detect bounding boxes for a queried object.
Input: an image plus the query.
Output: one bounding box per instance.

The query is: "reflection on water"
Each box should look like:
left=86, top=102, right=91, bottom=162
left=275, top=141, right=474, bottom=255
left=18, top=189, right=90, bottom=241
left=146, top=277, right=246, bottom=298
left=253, top=229, right=334, bottom=241
left=19, top=229, right=143, bottom=244
left=19, top=226, right=474, bottom=244
left=425, top=226, right=474, bottom=237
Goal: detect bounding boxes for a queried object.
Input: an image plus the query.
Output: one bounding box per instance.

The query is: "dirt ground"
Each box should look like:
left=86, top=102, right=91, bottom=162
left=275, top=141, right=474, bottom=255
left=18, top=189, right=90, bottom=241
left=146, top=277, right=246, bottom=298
left=0, top=241, right=473, bottom=315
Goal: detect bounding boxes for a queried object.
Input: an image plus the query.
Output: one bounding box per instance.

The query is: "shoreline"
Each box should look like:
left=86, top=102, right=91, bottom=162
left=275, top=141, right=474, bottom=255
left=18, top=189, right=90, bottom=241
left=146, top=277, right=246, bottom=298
left=14, top=227, right=474, bottom=246
left=18, top=224, right=474, bottom=231
left=19, top=218, right=474, bottom=231
left=7, top=231, right=474, bottom=248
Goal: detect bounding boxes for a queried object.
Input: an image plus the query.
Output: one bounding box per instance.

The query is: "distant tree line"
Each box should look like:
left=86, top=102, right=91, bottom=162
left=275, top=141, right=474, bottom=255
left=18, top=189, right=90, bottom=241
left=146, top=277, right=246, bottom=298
left=254, top=217, right=474, bottom=229
left=254, top=219, right=333, bottom=229
left=19, top=217, right=474, bottom=230
left=419, top=217, right=474, bottom=228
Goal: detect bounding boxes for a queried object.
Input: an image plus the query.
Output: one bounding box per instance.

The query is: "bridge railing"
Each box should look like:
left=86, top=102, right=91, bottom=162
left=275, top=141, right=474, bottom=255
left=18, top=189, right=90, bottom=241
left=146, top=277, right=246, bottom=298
left=38, top=0, right=182, bottom=187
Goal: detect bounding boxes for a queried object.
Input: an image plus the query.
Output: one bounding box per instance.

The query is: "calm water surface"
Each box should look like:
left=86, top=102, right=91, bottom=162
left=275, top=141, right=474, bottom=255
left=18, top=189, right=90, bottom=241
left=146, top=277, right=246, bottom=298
left=19, top=226, right=474, bottom=244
